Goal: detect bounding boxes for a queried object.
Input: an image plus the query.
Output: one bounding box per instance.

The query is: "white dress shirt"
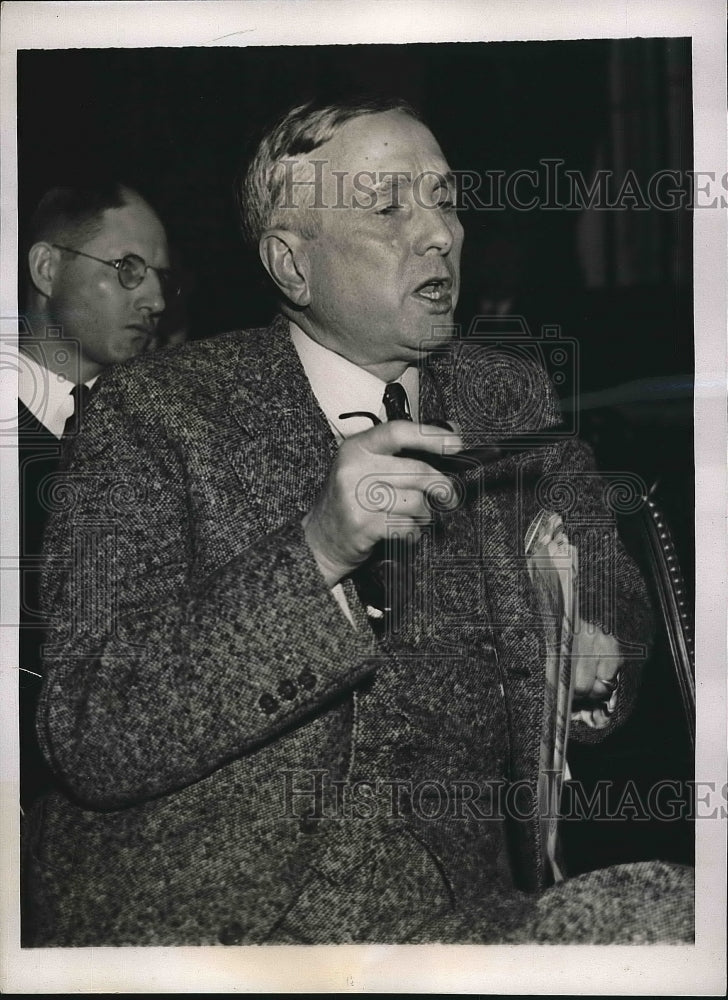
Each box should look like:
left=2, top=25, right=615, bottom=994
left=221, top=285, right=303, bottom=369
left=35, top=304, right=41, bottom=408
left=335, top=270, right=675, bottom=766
left=18, top=350, right=98, bottom=439
left=290, top=321, right=419, bottom=626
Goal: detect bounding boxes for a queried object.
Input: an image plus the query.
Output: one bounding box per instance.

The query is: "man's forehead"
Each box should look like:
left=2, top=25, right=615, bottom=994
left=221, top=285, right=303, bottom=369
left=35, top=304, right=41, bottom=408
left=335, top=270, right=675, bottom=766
left=318, top=110, right=450, bottom=176
left=87, top=198, right=168, bottom=257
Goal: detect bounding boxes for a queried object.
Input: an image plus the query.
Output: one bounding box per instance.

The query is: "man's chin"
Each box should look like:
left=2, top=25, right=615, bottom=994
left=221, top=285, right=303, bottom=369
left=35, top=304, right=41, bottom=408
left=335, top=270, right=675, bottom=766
left=416, top=318, right=457, bottom=352
left=119, top=333, right=151, bottom=360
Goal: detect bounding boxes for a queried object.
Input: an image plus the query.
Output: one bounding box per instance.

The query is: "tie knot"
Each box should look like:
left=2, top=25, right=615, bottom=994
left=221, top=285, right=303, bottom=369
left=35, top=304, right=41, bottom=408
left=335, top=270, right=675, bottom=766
left=382, top=382, right=412, bottom=422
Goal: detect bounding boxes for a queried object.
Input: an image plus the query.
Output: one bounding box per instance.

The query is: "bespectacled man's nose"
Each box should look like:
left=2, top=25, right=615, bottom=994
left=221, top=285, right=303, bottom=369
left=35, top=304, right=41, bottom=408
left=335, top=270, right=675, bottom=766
left=134, top=267, right=167, bottom=315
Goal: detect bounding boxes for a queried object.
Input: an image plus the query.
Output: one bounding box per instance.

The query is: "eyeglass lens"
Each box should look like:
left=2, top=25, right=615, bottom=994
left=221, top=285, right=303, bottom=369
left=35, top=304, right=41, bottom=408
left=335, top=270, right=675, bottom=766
left=118, top=255, right=178, bottom=296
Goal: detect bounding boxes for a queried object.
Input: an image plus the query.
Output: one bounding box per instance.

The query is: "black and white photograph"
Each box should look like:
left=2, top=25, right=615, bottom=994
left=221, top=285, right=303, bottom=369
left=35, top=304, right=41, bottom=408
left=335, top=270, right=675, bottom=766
left=1, top=0, right=725, bottom=993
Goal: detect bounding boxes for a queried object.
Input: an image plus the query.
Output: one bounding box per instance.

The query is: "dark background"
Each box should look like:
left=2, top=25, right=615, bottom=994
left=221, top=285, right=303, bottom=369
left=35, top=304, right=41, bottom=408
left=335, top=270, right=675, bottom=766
left=17, top=39, right=695, bottom=868
left=17, top=38, right=694, bottom=558
left=17, top=40, right=693, bottom=345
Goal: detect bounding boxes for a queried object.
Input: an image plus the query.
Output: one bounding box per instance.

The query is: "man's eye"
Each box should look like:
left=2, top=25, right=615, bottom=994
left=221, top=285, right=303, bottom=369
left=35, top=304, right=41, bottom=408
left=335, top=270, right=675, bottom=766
left=376, top=204, right=398, bottom=216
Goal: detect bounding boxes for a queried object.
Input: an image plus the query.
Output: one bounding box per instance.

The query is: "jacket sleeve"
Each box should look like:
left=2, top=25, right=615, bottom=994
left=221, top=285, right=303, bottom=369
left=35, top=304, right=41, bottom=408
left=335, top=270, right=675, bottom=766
left=37, top=374, right=378, bottom=810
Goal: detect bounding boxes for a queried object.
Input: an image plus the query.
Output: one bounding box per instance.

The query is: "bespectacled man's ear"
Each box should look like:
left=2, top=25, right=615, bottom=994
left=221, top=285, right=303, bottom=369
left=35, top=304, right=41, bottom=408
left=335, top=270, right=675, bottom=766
left=258, top=229, right=311, bottom=307
left=27, top=242, right=58, bottom=298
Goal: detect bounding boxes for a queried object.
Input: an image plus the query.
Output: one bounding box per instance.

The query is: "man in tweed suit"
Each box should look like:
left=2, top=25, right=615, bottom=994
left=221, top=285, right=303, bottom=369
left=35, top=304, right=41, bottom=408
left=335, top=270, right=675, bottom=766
left=24, top=98, right=693, bottom=946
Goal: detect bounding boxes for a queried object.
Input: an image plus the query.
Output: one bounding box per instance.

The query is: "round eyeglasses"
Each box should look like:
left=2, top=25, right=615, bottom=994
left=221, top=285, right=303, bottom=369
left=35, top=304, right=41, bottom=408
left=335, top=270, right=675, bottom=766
left=52, top=244, right=181, bottom=298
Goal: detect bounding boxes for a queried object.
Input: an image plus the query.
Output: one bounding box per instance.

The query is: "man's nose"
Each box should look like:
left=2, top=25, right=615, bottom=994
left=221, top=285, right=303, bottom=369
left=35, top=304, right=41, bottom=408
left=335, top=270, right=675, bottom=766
left=135, top=268, right=166, bottom=315
left=414, top=204, right=460, bottom=255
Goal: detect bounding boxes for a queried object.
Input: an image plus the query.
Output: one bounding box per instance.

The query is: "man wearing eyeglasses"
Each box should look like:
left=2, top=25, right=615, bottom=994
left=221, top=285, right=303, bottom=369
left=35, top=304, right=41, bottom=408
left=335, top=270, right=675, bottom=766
left=17, top=181, right=174, bottom=816
left=25, top=106, right=693, bottom=947
left=20, top=181, right=173, bottom=422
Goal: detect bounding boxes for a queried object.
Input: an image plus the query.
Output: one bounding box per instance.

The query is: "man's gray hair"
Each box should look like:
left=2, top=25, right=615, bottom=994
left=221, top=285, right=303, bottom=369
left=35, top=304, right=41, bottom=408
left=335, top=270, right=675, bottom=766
left=237, top=97, right=422, bottom=249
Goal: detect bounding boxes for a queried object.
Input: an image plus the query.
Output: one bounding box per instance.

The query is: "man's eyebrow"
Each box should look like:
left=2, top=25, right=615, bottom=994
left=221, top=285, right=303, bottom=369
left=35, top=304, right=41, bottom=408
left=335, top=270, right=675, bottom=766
left=369, top=170, right=455, bottom=194
left=370, top=171, right=413, bottom=192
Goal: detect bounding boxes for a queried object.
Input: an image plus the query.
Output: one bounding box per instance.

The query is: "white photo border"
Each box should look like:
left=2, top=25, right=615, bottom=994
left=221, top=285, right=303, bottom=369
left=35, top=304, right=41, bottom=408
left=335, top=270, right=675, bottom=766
left=1, top=1, right=725, bottom=994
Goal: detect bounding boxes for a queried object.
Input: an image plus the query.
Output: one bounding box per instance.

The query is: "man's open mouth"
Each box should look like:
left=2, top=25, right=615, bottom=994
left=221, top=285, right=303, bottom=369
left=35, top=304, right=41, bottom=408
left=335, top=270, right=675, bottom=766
left=413, top=277, right=453, bottom=303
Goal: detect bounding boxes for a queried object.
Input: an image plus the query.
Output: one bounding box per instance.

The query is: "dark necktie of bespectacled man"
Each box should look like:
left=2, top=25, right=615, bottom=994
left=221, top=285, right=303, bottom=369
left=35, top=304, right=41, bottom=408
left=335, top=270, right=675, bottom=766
left=62, top=383, right=91, bottom=440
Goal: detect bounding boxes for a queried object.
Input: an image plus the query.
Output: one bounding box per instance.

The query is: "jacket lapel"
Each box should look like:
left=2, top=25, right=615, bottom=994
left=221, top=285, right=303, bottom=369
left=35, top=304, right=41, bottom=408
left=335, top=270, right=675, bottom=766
left=225, top=316, right=338, bottom=539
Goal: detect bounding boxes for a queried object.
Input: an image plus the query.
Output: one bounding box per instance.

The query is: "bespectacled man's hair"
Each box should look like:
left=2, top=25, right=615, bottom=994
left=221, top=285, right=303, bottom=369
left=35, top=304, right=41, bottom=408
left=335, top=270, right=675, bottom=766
left=237, top=96, right=423, bottom=250
left=26, top=181, right=141, bottom=256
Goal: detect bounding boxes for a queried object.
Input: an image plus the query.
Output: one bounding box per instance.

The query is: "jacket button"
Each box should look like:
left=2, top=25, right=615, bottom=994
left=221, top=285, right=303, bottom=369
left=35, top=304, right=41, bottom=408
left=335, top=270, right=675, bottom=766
left=218, top=921, right=246, bottom=945
left=278, top=679, right=297, bottom=701
left=259, top=693, right=279, bottom=715
left=298, top=668, right=317, bottom=691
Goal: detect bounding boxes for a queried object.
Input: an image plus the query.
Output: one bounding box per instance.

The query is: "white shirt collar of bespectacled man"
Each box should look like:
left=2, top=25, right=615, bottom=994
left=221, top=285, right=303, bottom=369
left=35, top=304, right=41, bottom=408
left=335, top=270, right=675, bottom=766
left=18, top=350, right=99, bottom=440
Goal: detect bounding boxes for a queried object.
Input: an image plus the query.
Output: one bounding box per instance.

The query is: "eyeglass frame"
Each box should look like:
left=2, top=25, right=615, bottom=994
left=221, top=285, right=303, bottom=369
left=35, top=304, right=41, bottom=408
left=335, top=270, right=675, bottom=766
left=51, top=244, right=181, bottom=298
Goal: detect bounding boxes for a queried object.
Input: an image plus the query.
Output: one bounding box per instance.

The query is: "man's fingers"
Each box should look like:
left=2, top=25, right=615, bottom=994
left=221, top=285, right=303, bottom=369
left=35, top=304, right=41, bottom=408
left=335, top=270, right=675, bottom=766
left=358, top=419, right=463, bottom=457
left=307, top=420, right=463, bottom=583
left=387, top=488, right=434, bottom=520
left=354, top=470, right=460, bottom=514
left=571, top=622, right=623, bottom=698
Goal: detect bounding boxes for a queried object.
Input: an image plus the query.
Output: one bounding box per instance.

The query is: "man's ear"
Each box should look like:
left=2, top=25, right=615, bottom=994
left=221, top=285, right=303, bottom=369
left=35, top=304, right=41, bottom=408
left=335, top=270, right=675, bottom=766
left=258, top=229, right=311, bottom=307
left=27, top=242, right=57, bottom=298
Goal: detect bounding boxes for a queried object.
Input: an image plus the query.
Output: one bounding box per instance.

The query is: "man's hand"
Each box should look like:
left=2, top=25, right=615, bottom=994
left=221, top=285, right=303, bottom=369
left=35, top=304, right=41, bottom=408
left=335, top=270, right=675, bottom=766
left=571, top=618, right=623, bottom=728
left=302, top=421, right=463, bottom=587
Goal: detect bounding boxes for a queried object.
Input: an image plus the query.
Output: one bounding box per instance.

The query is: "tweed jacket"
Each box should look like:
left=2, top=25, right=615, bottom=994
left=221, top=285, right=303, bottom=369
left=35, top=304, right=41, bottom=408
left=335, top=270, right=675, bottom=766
left=18, top=403, right=65, bottom=810
left=25, top=315, right=653, bottom=946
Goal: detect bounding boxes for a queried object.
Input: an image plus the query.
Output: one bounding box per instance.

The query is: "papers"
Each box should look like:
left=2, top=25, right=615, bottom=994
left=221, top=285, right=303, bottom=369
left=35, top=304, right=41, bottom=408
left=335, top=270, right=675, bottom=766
left=526, top=510, right=579, bottom=883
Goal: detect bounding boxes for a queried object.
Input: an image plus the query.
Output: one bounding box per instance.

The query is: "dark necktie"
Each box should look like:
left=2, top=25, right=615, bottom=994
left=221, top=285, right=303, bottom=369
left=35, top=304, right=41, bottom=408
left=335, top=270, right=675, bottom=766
left=62, top=383, right=90, bottom=439
left=382, top=381, right=412, bottom=423
left=352, top=382, right=414, bottom=630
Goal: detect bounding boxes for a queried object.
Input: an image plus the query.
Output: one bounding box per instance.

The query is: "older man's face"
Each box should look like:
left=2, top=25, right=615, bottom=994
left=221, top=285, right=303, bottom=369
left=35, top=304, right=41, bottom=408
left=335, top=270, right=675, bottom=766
left=300, top=111, right=463, bottom=380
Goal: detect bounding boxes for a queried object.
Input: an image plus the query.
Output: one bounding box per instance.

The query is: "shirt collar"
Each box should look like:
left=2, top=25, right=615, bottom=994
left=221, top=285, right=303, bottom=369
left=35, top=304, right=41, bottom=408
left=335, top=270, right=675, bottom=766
left=18, top=350, right=99, bottom=439
left=289, top=321, right=419, bottom=441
